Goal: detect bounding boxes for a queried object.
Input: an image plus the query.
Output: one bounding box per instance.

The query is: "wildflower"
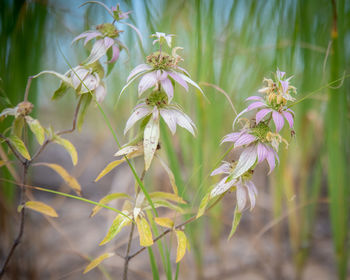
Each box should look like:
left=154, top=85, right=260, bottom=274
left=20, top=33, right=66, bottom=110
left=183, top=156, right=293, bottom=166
left=151, top=32, right=175, bottom=48
left=111, top=4, right=132, bottom=21
left=210, top=161, right=257, bottom=211
left=121, top=35, right=203, bottom=102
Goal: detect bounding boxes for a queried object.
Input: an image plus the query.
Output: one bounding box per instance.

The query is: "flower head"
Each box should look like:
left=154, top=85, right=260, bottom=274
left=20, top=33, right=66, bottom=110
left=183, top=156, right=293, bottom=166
left=111, top=4, right=132, bottom=21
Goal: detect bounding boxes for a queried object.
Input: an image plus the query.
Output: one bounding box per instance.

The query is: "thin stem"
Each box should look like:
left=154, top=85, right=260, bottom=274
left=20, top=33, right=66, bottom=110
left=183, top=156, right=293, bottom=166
left=0, top=165, right=28, bottom=278
left=24, top=76, right=34, bottom=102
left=128, top=195, right=223, bottom=260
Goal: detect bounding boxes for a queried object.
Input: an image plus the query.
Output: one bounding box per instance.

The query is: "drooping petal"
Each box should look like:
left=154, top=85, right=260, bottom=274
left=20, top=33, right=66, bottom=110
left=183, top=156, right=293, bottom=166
left=124, top=105, right=152, bottom=134
left=80, top=73, right=100, bottom=93
left=83, top=31, right=102, bottom=46
left=257, top=142, right=268, bottom=163
left=245, top=96, right=263, bottom=101
left=231, top=145, right=257, bottom=179
left=272, top=111, right=285, bottom=132
left=175, top=66, right=190, bottom=76
left=266, top=146, right=276, bottom=174
left=95, top=85, right=106, bottom=103
left=282, top=111, right=294, bottom=128
left=234, top=133, right=257, bottom=148
left=161, top=78, right=174, bottom=102
left=138, top=72, right=157, bottom=96
left=232, top=108, right=248, bottom=129
left=173, top=109, right=196, bottom=136
left=107, top=45, right=120, bottom=64
left=168, top=71, right=189, bottom=91
left=246, top=101, right=266, bottom=111
left=71, top=68, right=90, bottom=89
left=210, top=176, right=236, bottom=198
left=156, top=70, right=168, bottom=80
left=255, top=108, right=272, bottom=124
left=127, top=64, right=152, bottom=82
left=221, top=132, right=242, bottom=144
left=236, top=183, right=247, bottom=212
left=143, top=107, right=160, bottom=170
left=173, top=72, right=204, bottom=96
left=245, top=181, right=257, bottom=211
left=159, top=108, right=177, bottom=134
left=84, top=38, right=114, bottom=65
left=71, top=31, right=101, bottom=45
left=210, top=162, right=231, bottom=176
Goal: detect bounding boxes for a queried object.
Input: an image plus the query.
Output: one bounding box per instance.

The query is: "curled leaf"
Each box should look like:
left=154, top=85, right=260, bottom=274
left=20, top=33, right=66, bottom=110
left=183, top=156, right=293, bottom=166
left=228, top=206, right=242, bottom=240
left=52, top=135, right=78, bottom=166
left=83, top=252, right=115, bottom=274
left=99, top=211, right=131, bottom=245
left=90, top=193, right=131, bottom=217
left=8, top=135, right=31, bottom=160
left=36, top=163, right=81, bottom=195
left=154, top=217, right=174, bottom=228
left=25, top=201, right=58, bottom=217
left=95, top=159, right=124, bottom=182
left=136, top=216, right=153, bottom=247
left=175, top=230, right=187, bottom=263
left=25, top=116, right=45, bottom=145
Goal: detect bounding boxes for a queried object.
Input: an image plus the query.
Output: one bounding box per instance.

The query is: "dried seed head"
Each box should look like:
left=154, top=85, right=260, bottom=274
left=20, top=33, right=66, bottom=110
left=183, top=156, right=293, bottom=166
left=17, top=101, right=33, bottom=117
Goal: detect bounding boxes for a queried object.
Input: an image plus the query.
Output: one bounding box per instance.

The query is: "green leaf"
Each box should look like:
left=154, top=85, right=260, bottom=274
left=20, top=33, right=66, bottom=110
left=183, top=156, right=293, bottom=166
left=175, top=230, right=187, bottom=263
left=83, top=252, right=115, bottom=274
left=25, top=201, right=58, bottom=217
left=25, top=116, right=45, bottom=145
left=196, top=192, right=210, bottom=219
left=143, top=110, right=160, bottom=170
left=95, top=159, right=125, bottom=182
left=12, top=117, right=25, bottom=138
left=52, top=81, right=70, bottom=100
left=52, top=135, right=78, bottom=166
left=228, top=206, right=242, bottom=240
left=154, top=217, right=174, bottom=228
left=150, top=192, right=186, bottom=204
left=90, top=193, right=131, bottom=217
left=99, top=211, right=131, bottom=245
left=136, top=216, right=153, bottom=247
left=106, top=47, right=116, bottom=76
left=77, top=94, right=92, bottom=131
left=8, top=135, right=31, bottom=160
left=35, top=163, right=81, bottom=195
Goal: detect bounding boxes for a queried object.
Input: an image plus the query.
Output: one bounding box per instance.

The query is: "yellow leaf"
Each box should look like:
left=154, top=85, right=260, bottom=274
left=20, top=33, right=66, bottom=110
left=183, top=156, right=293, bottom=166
left=83, top=252, right=115, bottom=274
left=25, top=116, right=45, bottom=145
left=90, top=193, right=131, bottom=217
left=150, top=192, right=186, bottom=204
left=154, top=217, right=174, bottom=228
left=36, top=163, right=81, bottom=195
left=25, top=201, right=58, bottom=217
left=52, top=135, right=78, bottom=165
left=136, top=217, right=153, bottom=247
left=157, top=156, right=178, bottom=194
left=196, top=192, right=210, bottom=219
left=175, top=230, right=187, bottom=263
left=8, top=135, right=31, bottom=160
left=95, top=159, right=125, bottom=182
left=99, top=212, right=131, bottom=245
left=0, top=160, right=5, bottom=167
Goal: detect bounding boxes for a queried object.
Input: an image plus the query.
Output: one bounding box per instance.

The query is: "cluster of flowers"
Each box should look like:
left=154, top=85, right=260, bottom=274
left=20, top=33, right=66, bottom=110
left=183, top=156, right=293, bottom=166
left=208, top=69, right=296, bottom=214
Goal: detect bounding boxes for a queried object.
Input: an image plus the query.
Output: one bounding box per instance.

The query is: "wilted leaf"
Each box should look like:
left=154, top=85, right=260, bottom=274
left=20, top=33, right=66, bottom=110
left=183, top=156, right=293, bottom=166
left=83, top=252, right=115, bottom=274
left=154, top=217, right=174, bottom=228
left=150, top=192, right=186, bottom=204
left=25, top=116, right=45, bottom=145
left=99, top=212, right=131, bottom=245
left=52, top=135, right=78, bottom=166
left=136, top=216, right=153, bottom=247
left=143, top=109, right=160, bottom=170
left=95, top=159, right=125, bottom=182
left=175, top=230, right=187, bottom=263
left=196, top=192, right=210, bottom=219
left=25, top=201, right=58, bottom=217
left=8, top=135, right=31, bottom=160
left=228, top=206, right=242, bottom=240
left=156, top=156, right=178, bottom=194
left=77, top=94, right=92, bottom=131
left=90, top=193, right=131, bottom=217
left=36, top=163, right=81, bottom=195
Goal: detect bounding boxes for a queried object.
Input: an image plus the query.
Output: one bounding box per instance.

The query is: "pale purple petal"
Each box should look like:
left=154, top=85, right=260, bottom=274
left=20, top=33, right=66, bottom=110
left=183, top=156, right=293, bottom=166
left=272, top=111, right=285, bottom=132
left=210, top=176, right=236, bottom=197
left=232, top=108, right=248, bottom=129
left=127, top=64, right=152, bottom=82
left=84, top=31, right=102, bottom=45
left=282, top=111, right=294, bottom=128
left=247, top=101, right=266, bottom=111
left=256, top=108, right=272, bottom=124
left=221, top=132, right=242, bottom=144
left=95, top=85, right=106, bottom=103
left=257, top=142, right=268, bottom=163
left=103, top=37, right=115, bottom=49
left=159, top=108, right=177, bottom=134
left=277, top=69, right=285, bottom=79
left=234, top=133, right=257, bottom=148
left=245, top=96, right=263, bottom=101
left=168, top=71, right=188, bottom=91
left=72, top=31, right=100, bottom=45
left=245, top=181, right=256, bottom=211
left=173, top=109, right=196, bottom=136
left=266, top=146, right=276, bottom=174
left=211, top=162, right=231, bottom=176
left=160, top=78, right=174, bottom=102
left=236, top=184, right=247, bottom=212
left=175, top=66, right=190, bottom=76
left=231, top=145, right=257, bottom=179
left=138, top=72, right=157, bottom=96
left=84, top=38, right=114, bottom=65
left=156, top=70, right=168, bottom=80
left=286, top=108, right=295, bottom=115
left=281, top=80, right=289, bottom=93
left=107, top=45, right=120, bottom=63
left=124, top=105, right=152, bottom=134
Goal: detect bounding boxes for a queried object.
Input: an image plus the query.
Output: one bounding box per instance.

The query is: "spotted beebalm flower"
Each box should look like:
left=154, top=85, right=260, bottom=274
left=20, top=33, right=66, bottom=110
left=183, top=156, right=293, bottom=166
left=221, top=124, right=280, bottom=177
left=151, top=32, right=175, bottom=48
left=124, top=90, right=196, bottom=170
left=210, top=161, right=258, bottom=212
left=120, top=37, right=203, bottom=102
left=72, top=23, right=125, bottom=65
